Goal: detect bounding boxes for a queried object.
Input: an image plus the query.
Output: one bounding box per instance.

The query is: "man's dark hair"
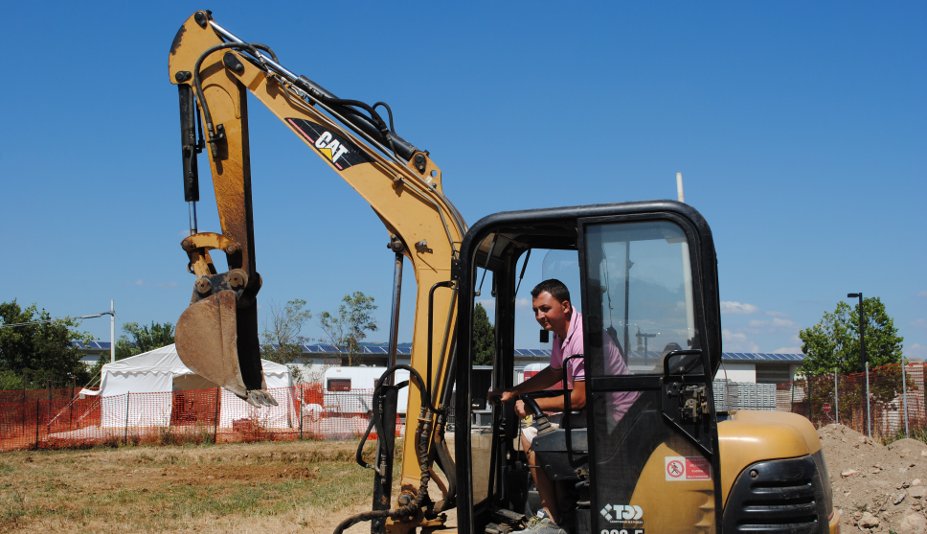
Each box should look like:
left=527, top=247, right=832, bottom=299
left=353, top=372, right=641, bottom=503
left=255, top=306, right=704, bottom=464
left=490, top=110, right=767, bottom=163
left=531, top=278, right=571, bottom=303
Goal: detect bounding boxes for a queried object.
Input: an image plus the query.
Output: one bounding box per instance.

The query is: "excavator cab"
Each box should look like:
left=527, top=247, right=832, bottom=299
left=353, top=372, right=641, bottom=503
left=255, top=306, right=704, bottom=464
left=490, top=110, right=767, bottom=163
left=455, top=201, right=725, bottom=533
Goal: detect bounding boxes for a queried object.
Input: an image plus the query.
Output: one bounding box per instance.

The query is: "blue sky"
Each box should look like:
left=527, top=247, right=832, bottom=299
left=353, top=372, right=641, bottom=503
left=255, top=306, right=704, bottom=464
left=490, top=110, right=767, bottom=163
left=1, top=2, right=924, bottom=359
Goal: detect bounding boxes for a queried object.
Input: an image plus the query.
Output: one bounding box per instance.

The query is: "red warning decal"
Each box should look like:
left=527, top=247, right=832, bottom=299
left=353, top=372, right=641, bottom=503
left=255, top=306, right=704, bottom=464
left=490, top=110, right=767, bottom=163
left=665, top=456, right=711, bottom=481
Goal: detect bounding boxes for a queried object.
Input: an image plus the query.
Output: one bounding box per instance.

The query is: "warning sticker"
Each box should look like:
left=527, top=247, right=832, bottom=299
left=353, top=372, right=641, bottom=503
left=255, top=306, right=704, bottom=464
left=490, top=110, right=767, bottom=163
left=664, top=456, right=711, bottom=481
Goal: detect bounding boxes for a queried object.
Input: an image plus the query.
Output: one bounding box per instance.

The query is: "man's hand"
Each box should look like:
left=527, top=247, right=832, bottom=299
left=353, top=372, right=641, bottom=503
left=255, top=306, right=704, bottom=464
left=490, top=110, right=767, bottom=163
left=488, top=389, right=529, bottom=418
left=488, top=388, right=519, bottom=404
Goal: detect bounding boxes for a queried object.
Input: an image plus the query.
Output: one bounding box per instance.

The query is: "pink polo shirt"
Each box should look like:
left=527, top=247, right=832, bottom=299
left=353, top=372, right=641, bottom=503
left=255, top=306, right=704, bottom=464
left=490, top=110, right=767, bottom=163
left=552, top=310, right=639, bottom=424
left=550, top=311, right=585, bottom=389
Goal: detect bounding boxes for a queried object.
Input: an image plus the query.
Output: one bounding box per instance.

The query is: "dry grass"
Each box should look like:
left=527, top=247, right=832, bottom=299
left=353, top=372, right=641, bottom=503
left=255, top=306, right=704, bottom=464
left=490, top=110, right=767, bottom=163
left=0, top=440, right=393, bottom=533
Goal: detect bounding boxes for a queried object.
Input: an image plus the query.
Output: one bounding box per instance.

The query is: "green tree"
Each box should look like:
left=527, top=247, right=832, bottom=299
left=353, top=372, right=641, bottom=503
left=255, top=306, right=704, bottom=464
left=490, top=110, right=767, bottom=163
left=0, top=300, right=91, bottom=388
left=260, top=299, right=311, bottom=374
left=115, top=321, right=175, bottom=360
left=799, top=297, right=903, bottom=376
left=319, top=292, right=378, bottom=366
left=472, top=303, right=495, bottom=366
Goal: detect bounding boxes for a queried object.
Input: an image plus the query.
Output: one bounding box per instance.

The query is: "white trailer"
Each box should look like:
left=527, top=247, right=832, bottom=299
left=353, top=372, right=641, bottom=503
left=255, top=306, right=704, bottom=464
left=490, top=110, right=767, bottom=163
left=322, top=366, right=409, bottom=416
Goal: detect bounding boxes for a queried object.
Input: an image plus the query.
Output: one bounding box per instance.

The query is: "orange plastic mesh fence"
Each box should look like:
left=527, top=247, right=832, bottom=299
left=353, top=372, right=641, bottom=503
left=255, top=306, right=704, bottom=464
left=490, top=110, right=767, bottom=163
left=10, top=364, right=916, bottom=451
left=0, top=384, right=404, bottom=452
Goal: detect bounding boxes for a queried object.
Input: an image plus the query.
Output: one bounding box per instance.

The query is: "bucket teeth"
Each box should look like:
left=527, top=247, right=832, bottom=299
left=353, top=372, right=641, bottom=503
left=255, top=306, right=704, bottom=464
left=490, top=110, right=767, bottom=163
left=247, top=390, right=279, bottom=407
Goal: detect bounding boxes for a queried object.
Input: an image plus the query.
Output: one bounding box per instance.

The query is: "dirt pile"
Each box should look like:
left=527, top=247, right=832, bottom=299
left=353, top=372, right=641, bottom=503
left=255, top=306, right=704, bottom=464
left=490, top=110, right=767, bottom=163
left=820, top=424, right=927, bottom=533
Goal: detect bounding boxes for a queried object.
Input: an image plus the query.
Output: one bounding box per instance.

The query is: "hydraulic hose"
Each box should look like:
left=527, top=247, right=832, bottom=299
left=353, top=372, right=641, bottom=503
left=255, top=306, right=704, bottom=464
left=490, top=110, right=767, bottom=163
left=334, top=365, right=439, bottom=534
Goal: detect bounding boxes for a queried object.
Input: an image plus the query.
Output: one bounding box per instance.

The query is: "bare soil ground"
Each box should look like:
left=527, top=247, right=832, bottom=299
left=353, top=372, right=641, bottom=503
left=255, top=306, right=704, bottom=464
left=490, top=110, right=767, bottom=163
left=2, top=425, right=926, bottom=533
left=0, top=440, right=382, bottom=533
left=820, top=424, right=927, bottom=533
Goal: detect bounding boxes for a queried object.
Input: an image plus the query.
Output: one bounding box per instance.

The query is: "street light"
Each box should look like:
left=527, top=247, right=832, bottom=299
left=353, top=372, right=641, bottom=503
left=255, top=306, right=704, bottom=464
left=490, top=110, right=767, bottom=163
left=0, top=300, right=117, bottom=366
left=847, top=292, right=870, bottom=438
left=80, top=300, right=116, bottom=364
left=635, top=327, right=659, bottom=358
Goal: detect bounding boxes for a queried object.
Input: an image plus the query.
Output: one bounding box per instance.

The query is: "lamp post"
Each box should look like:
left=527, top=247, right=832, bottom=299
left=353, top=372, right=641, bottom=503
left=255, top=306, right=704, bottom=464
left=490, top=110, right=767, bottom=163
left=0, top=301, right=117, bottom=370
left=635, top=328, right=658, bottom=358
left=80, top=300, right=116, bottom=363
left=847, top=292, right=870, bottom=438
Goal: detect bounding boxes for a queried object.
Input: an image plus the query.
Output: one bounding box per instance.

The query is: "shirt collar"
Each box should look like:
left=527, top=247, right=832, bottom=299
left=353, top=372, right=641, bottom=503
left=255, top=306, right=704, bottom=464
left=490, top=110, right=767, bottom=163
left=559, top=310, right=581, bottom=347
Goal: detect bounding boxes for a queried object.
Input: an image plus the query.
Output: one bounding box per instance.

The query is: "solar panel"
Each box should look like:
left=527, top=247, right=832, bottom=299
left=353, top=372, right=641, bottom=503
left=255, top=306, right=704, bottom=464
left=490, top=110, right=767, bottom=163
left=719, top=352, right=805, bottom=362
left=72, top=339, right=805, bottom=364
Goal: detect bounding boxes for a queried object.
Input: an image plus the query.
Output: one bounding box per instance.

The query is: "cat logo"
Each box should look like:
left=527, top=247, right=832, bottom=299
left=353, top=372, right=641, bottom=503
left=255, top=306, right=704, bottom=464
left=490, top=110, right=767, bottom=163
left=287, top=118, right=372, bottom=170
left=314, top=131, right=350, bottom=166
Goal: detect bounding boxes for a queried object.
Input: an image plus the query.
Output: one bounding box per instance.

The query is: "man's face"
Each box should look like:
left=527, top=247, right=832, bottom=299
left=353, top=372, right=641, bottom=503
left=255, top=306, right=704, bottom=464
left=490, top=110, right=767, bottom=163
left=532, top=291, right=572, bottom=336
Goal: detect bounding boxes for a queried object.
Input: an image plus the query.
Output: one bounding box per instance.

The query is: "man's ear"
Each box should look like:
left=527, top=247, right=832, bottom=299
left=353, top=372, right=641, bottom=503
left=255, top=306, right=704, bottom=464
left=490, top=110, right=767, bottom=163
left=562, top=299, right=572, bottom=315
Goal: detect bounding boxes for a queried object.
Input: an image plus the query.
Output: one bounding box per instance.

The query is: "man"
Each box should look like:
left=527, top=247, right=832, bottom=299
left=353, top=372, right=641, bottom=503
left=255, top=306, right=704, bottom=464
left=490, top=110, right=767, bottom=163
left=496, top=279, right=638, bottom=533
left=497, top=279, right=585, bottom=534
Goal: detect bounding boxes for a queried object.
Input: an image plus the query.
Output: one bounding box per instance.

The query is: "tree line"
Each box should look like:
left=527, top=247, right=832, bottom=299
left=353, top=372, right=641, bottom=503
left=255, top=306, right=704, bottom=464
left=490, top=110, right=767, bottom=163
left=5, top=291, right=903, bottom=392
left=0, top=292, right=496, bottom=390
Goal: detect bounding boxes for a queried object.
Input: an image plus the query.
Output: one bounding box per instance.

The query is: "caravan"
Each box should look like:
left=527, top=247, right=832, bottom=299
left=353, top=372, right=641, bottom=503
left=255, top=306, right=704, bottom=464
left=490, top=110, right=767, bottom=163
left=322, top=367, right=409, bottom=417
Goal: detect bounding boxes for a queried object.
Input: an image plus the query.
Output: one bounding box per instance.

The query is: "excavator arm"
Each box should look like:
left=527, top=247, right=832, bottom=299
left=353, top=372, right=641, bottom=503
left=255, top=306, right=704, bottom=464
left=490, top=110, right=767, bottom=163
left=168, top=11, right=465, bottom=531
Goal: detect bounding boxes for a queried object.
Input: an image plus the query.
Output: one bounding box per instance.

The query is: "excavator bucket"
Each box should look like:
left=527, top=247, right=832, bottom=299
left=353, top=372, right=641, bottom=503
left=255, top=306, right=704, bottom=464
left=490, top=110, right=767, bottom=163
left=175, top=290, right=277, bottom=407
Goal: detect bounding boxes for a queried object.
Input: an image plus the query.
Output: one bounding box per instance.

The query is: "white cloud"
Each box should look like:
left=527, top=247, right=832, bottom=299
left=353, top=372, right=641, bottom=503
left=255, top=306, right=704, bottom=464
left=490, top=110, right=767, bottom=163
left=747, top=317, right=796, bottom=331
left=914, top=318, right=927, bottom=330
left=134, top=279, right=145, bottom=286
left=918, top=291, right=927, bottom=299
left=770, top=317, right=797, bottom=329
left=773, top=345, right=802, bottom=354
left=516, top=297, right=532, bottom=310
left=907, top=343, right=927, bottom=361
left=721, top=301, right=758, bottom=315
left=722, top=329, right=759, bottom=352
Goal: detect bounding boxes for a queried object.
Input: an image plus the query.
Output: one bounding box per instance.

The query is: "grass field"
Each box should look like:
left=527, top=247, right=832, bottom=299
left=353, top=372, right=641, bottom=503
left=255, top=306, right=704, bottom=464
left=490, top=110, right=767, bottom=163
left=0, top=440, right=392, bottom=533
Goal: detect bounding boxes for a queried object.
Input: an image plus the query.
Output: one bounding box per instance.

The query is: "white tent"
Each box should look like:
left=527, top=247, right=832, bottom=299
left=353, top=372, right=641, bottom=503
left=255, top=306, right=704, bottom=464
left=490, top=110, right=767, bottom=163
left=80, top=344, right=295, bottom=429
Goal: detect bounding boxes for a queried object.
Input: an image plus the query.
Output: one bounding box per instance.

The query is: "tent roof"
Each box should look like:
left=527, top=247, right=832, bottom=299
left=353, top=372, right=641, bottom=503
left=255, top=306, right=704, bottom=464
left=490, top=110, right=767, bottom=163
left=103, top=344, right=290, bottom=377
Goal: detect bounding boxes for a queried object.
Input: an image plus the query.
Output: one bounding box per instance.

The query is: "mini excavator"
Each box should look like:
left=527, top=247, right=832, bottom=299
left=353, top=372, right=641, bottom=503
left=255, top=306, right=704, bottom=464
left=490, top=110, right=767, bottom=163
left=168, top=11, right=840, bottom=533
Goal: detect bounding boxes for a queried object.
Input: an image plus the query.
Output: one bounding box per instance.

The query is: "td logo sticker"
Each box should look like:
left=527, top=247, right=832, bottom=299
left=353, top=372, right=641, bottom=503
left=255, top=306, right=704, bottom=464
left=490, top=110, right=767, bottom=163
left=600, top=503, right=643, bottom=523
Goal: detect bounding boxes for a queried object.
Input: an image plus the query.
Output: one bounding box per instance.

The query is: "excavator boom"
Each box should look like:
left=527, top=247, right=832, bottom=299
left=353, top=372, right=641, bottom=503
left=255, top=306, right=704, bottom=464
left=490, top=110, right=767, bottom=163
left=169, top=11, right=465, bottom=530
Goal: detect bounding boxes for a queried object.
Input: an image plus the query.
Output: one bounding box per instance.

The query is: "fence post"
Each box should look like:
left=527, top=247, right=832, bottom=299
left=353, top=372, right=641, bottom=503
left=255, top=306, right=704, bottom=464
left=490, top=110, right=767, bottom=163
left=298, top=386, right=303, bottom=440
left=124, top=394, right=130, bottom=445
left=901, top=359, right=910, bottom=438
left=865, top=362, right=872, bottom=438
left=807, top=379, right=813, bottom=418
left=213, top=387, right=220, bottom=442
left=34, top=398, right=40, bottom=449
left=69, top=384, right=74, bottom=429
left=834, top=370, right=839, bottom=426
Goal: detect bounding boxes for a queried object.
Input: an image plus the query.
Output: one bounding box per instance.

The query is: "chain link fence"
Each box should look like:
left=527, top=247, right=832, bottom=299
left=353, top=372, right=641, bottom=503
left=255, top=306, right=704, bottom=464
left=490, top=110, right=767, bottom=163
left=788, top=362, right=925, bottom=441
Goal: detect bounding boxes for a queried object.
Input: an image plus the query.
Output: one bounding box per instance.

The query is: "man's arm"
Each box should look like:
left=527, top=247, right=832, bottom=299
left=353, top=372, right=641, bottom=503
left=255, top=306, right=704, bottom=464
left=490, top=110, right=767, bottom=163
left=498, top=365, right=561, bottom=403
left=529, top=379, right=586, bottom=413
